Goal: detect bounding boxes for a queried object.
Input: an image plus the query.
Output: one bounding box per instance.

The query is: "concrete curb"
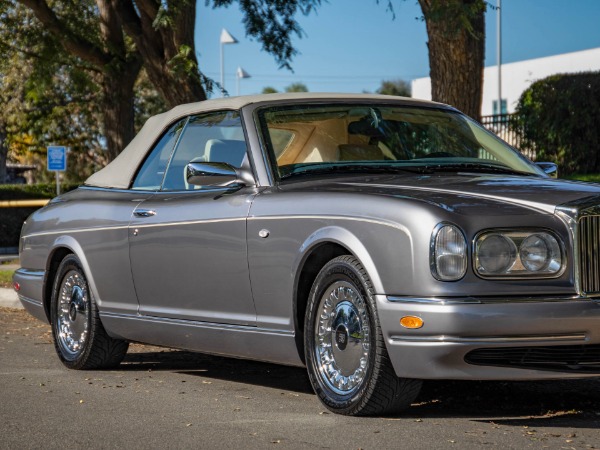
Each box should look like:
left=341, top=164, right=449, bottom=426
left=0, top=287, right=22, bottom=309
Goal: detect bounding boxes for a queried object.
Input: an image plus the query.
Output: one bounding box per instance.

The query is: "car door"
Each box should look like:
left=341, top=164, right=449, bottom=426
left=128, top=110, right=258, bottom=325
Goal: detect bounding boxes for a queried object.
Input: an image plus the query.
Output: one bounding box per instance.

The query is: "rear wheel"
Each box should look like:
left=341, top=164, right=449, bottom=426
left=304, top=255, right=422, bottom=415
left=51, top=254, right=128, bottom=369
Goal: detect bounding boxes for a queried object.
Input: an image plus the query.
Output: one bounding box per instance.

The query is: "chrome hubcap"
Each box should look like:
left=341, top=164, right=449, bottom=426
left=314, top=281, right=371, bottom=395
left=57, top=270, right=89, bottom=358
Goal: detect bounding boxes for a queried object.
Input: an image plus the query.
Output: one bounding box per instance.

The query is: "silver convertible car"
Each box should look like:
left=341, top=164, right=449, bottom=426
left=14, top=93, right=600, bottom=416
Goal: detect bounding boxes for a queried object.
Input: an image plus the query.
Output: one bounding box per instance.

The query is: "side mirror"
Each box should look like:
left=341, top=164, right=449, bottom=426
left=185, top=161, right=244, bottom=187
left=535, top=162, right=558, bottom=179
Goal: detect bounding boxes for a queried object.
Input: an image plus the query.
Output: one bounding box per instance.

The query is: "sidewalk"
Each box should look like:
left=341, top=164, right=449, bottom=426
left=0, top=256, right=22, bottom=309
left=0, top=287, right=21, bottom=309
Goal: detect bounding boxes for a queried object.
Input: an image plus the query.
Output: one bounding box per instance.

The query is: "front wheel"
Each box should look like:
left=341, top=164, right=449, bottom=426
left=51, top=254, right=129, bottom=369
left=304, top=255, right=421, bottom=416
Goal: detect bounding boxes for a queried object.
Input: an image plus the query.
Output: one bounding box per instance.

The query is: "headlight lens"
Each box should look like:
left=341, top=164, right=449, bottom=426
left=519, top=234, right=561, bottom=272
left=432, top=224, right=467, bottom=281
left=475, top=230, right=563, bottom=278
left=477, top=234, right=517, bottom=274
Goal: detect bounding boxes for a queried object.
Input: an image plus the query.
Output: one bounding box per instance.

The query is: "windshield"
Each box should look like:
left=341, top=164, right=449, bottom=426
left=257, top=104, right=545, bottom=179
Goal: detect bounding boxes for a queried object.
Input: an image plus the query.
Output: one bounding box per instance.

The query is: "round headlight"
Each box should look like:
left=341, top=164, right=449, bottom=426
left=477, top=234, right=517, bottom=274
left=433, top=224, right=467, bottom=281
left=520, top=234, right=561, bottom=272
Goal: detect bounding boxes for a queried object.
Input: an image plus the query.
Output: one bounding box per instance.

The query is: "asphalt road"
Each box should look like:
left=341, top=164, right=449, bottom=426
left=1, top=307, right=600, bottom=450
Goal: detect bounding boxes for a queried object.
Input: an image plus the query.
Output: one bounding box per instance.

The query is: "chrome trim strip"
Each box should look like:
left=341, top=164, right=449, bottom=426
left=249, top=215, right=410, bottom=234
left=390, top=333, right=587, bottom=344
left=387, top=296, right=481, bottom=304
left=17, top=294, right=43, bottom=307
left=387, top=295, right=583, bottom=304
left=344, top=182, right=554, bottom=214
left=133, top=217, right=245, bottom=229
left=14, top=268, right=45, bottom=278
left=555, top=207, right=581, bottom=295
left=22, top=225, right=130, bottom=239
left=100, top=312, right=294, bottom=336
left=22, top=217, right=247, bottom=238
left=24, top=214, right=409, bottom=239
left=80, top=186, right=140, bottom=193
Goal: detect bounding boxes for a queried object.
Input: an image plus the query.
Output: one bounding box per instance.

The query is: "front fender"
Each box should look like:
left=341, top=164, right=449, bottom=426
left=292, top=225, right=385, bottom=293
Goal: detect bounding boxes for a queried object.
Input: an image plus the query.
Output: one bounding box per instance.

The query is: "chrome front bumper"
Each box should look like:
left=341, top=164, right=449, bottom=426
left=377, top=294, right=600, bottom=380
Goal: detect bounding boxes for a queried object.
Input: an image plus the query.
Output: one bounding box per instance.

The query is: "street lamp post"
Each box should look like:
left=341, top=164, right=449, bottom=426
left=497, top=0, right=502, bottom=115
left=236, top=67, right=251, bottom=96
left=220, top=28, right=238, bottom=95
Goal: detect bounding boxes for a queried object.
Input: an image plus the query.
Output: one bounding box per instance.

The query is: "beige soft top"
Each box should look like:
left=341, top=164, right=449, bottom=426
left=84, top=93, right=446, bottom=189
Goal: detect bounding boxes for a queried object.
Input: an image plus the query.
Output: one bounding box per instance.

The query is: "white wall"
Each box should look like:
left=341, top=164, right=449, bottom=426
left=411, top=47, right=600, bottom=116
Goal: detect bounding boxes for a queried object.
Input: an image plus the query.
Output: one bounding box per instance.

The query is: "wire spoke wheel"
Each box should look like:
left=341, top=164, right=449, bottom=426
left=305, top=255, right=422, bottom=416
left=314, top=281, right=371, bottom=396
left=51, top=254, right=129, bottom=370
left=56, top=270, right=90, bottom=359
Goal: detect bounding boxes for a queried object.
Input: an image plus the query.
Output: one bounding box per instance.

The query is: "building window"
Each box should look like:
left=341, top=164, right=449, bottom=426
left=492, top=99, right=508, bottom=115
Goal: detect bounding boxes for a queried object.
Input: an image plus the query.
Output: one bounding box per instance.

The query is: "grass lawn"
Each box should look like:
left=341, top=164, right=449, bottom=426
left=0, top=270, right=15, bottom=289
left=563, top=174, right=600, bottom=183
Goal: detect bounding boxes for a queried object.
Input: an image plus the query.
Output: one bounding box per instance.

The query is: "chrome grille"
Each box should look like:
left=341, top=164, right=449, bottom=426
left=579, top=215, right=600, bottom=295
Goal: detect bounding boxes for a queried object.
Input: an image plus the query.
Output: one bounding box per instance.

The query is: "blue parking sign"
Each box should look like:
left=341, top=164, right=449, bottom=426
left=47, top=146, right=67, bottom=171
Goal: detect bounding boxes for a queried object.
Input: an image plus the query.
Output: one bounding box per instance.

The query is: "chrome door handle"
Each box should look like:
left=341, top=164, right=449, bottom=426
left=133, top=209, right=156, bottom=218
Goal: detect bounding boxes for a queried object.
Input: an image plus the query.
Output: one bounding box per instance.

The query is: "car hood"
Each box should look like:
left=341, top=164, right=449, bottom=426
left=292, top=174, right=600, bottom=214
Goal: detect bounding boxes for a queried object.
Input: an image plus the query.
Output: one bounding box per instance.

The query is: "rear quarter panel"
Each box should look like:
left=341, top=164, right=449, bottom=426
left=20, top=188, right=153, bottom=315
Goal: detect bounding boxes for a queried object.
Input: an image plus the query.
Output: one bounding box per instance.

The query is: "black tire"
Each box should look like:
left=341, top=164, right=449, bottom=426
left=50, top=254, right=129, bottom=370
left=304, top=255, right=422, bottom=416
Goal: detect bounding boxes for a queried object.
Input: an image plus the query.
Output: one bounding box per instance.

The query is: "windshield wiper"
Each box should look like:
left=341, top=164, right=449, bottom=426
left=419, top=162, right=539, bottom=177
left=279, top=164, right=427, bottom=180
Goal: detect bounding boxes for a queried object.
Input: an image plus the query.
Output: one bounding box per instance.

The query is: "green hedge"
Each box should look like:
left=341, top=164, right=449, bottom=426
left=515, top=71, right=600, bottom=175
left=0, top=183, right=80, bottom=200
left=0, top=183, right=80, bottom=248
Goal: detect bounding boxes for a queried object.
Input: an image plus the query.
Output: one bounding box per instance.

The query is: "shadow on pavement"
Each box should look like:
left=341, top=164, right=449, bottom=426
left=405, top=379, right=600, bottom=427
left=120, top=349, right=600, bottom=425
left=121, top=349, right=313, bottom=394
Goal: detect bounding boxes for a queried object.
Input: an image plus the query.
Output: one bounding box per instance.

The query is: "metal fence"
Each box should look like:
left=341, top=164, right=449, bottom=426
left=480, top=113, right=536, bottom=160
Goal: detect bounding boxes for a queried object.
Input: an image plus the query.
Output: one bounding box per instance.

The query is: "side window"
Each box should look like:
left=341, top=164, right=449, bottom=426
left=131, top=119, right=186, bottom=190
left=162, top=110, right=247, bottom=191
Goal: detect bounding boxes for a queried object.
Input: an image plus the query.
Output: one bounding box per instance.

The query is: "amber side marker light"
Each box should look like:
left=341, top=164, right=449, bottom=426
left=13, top=282, right=20, bottom=292
left=400, top=316, right=424, bottom=329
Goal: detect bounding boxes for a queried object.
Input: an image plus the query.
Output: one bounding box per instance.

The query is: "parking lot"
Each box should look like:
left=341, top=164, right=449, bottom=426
left=1, top=306, right=599, bottom=449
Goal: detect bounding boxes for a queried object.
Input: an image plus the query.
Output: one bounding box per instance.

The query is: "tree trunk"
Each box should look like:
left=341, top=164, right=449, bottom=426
left=118, top=0, right=207, bottom=108
left=418, top=0, right=486, bottom=122
left=101, top=67, right=139, bottom=160
left=98, top=0, right=142, bottom=160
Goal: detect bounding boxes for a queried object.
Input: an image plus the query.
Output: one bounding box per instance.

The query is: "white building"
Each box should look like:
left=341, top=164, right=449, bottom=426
left=411, top=47, right=600, bottom=116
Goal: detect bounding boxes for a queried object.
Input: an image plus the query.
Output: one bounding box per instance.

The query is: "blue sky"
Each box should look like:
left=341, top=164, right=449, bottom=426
left=194, top=0, right=600, bottom=96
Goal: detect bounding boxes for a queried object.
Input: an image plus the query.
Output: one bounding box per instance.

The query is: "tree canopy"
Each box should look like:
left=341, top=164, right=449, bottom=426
left=515, top=72, right=600, bottom=175
left=376, top=79, right=411, bottom=97
left=1, top=0, right=322, bottom=182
